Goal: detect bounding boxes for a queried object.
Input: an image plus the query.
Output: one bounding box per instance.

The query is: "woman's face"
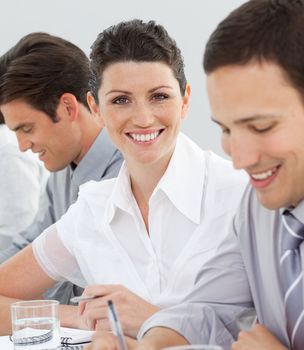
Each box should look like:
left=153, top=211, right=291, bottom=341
left=91, top=61, right=190, bottom=171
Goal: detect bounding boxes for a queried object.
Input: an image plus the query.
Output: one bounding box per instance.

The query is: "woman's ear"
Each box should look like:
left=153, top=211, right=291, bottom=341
left=87, top=91, right=105, bottom=127
left=181, top=84, right=191, bottom=119
left=87, top=92, right=100, bottom=116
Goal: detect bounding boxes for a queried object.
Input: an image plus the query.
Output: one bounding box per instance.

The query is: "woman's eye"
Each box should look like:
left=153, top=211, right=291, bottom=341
left=152, top=93, right=169, bottom=101
left=112, top=96, right=129, bottom=105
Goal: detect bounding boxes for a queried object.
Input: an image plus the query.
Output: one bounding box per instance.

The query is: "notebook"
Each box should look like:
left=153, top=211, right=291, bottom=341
left=61, top=345, right=85, bottom=350
left=9, top=327, right=93, bottom=349
left=60, top=327, right=94, bottom=345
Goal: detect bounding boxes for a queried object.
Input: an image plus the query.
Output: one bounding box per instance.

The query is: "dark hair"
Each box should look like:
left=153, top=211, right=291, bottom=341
left=90, top=19, right=186, bottom=102
left=0, top=32, right=91, bottom=122
left=203, top=0, right=304, bottom=94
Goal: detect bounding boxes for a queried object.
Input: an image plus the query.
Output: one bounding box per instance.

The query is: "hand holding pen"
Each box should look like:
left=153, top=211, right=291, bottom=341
left=76, top=298, right=131, bottom=350
left=107, top=300, right=128, bottom=350
left=85, top=330, right=138, bottom=350
left=72, top=297, right=128, bottom=349
left=71, top=285, right=159, bottom=337
left=72, top=292, right=130, bottom=348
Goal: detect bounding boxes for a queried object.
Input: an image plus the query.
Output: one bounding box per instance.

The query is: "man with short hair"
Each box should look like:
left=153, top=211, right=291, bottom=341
left=0, top=32, right=123, bottom=304
left=88, top=1, right=304, bottom=349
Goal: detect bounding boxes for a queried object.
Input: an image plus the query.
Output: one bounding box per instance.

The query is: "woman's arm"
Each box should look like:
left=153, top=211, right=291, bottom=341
left=0, top=244, right=55, bottom=335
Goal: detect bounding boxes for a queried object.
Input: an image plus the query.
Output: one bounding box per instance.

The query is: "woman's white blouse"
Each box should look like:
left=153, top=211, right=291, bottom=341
left=33, top=133, right=248, bottom=307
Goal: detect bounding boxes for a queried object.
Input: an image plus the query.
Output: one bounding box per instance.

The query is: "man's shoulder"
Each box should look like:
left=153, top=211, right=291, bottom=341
left=81, top=129, right=123, bottom=181
left=78, top=178, right=116, bottom=200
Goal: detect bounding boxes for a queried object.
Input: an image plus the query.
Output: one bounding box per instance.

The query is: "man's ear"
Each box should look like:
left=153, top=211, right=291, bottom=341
left=181, top=84, right=191, bottom=120
left=58, top=93, right=79, bottom=121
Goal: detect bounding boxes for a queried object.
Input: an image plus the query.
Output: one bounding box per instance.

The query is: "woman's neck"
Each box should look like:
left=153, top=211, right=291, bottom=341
left=128, top=156, right=171, bottom=233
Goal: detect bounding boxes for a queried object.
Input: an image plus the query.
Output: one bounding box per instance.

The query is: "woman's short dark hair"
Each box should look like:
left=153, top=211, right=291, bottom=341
left=0, top=32, right=91, bottom=122
left=89, top=19, right=187, bottom=102
left=203, top=0, right=304, bottom=94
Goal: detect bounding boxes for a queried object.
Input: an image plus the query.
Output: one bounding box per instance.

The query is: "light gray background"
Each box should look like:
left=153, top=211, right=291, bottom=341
left=0, top=0, right=245, bottom=157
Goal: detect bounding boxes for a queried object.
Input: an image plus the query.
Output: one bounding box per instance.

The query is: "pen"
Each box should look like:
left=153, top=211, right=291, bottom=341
left=70, top=295, right=97, bottom=304
left=107, top=300, right=128, bottom=350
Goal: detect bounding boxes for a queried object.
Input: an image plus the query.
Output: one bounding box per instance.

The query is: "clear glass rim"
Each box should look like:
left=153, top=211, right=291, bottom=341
left=11, top=300, right=59, bottom=309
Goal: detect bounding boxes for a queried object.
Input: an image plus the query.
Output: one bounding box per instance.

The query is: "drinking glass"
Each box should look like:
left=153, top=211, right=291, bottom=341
left=162, top=345, right=223, bottom=350
left=11, top=300, right=60, bottom=350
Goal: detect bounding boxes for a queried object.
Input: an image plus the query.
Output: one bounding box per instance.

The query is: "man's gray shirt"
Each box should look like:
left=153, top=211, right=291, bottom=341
left=0, top=129, right=123, bottom=304
left=139, top=184, right=303, bottom=349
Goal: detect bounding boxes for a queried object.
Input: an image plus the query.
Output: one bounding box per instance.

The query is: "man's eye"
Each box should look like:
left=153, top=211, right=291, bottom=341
left=252, top=125, right=273, bottom=133
left=112, top=96, right=129, bottom=105
left=152, top=93, right=169, bottom=101
left=22, top=127, right=32, bottom=133
left=221, top=126, right=230, bottom=135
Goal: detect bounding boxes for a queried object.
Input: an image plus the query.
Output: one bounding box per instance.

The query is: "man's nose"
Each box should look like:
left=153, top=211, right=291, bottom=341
left=228, top=136, right=260, bottom=171
left=16, top=134, right=33, bottom=152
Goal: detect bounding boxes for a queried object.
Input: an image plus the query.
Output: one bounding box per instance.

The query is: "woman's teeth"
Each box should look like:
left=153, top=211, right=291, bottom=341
left=130, top=131, right=160, bottom=142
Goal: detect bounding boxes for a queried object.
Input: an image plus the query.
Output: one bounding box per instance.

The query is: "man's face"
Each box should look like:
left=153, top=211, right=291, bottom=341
left=1, top=99, right=82, bottom=171
left=207, top=61, right=304, bottom=209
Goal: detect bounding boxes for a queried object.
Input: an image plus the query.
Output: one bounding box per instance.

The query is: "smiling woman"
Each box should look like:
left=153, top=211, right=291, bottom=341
left=90, top=61, right=189, bottom=186
left=0, top=19, right=249, bottom=338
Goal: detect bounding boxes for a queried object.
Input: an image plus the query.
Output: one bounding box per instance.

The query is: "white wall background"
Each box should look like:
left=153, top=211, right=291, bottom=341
left=0, top=0, right=245, bottom=157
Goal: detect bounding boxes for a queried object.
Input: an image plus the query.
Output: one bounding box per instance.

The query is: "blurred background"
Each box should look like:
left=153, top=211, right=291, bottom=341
left=1, top=0, right=245, bottom=157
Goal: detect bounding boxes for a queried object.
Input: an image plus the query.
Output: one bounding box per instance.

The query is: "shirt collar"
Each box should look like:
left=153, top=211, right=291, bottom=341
left=107, top=162, right=133, bottom=222
left=71, top=128, right=118, bottom=188
left=107, top=133, right=206, bottom=225
left=288, top=200, right=304, bottom=224
left=153, top=133, right=206, bottom=224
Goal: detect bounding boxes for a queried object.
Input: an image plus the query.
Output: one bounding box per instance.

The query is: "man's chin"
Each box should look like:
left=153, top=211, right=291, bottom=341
left=256, top=191, right=284, bottom=210
left=44, top=162, right=67, bottom=172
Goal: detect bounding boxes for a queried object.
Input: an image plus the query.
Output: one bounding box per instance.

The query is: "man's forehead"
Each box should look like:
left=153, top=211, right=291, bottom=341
left=206, top=60, right=291, bottom=87
left=1, top=99, right=42, bottom=117
left=0, top=100, right=40, bottom=130
left=212, top=114, right=279, bottom=127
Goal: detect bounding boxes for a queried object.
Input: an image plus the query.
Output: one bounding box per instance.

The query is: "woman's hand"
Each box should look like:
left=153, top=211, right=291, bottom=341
left=78, top=284, right=160, bottom=337
left=85, top=329, right=176, bottom=350
left=85, top=326, right=189, bottom=350
left=85, top=331, right=138, bottom=350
